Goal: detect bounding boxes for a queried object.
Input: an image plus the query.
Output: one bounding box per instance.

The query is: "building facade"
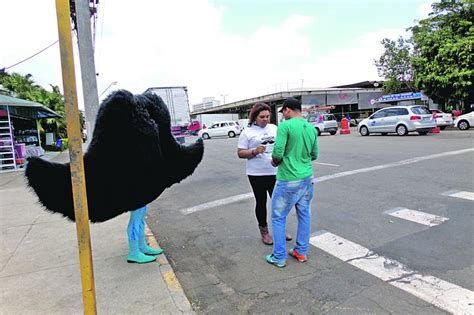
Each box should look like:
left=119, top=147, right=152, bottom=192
left=192, top=97, right=221, bottom=112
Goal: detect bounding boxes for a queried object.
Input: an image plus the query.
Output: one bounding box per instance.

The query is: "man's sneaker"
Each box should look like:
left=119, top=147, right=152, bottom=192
left=289, top=248, right=307, bottom=262
left=265, top=254, right=287, bottom=268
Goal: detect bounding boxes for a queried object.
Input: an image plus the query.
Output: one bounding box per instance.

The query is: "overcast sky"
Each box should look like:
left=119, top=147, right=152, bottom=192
left=1, top=0, right=434, bottom=108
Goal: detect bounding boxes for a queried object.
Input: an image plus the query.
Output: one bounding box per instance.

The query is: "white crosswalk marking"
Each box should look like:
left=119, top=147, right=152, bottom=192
left=383, top=208, right=449, bottom=227
left=314, top=162, right=340, bottom=167
left=180, top=193, right=254, bottom=214
left=310, top=231, right=474, bottom=314
left=448, top=191, right=474, bottom=201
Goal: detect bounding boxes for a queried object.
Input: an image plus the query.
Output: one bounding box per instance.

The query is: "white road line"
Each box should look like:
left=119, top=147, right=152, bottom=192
left=383, top=208, right=449, bottom=227
left=315, top=162, right=340, bottom=167
left=180, top=148, right=474, bottom=214
left=180, top=193, right=253, bottom=214
left=449, top=191, right=474, bottom=201
left=310, top=231, right=474, bottom=314
left=315, top=148, right=474, bottom=183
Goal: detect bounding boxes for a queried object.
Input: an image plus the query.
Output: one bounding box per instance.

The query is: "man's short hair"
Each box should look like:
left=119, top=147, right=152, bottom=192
left=279, top=97, right=302, bottom=112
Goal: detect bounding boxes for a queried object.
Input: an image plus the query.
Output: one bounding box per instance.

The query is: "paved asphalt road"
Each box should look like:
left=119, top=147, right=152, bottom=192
left=148, top=129, right=474, bottom=314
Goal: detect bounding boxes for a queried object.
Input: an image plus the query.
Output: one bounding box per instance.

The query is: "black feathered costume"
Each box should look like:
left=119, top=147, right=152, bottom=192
left=25, top=90, right=204, bottom=223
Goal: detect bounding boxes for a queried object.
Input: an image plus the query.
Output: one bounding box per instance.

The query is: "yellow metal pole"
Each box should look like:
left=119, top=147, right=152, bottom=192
left=55, top=0, right=97, bottom=314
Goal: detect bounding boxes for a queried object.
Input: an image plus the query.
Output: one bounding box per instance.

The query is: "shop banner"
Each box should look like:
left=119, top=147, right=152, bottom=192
left=358, top=92, right=383, bottom=109
left=327, top=92, right=358, bottom=105
left=377, top=92, right=422, bottom=102
left=302, top=94, right=326, bottom=106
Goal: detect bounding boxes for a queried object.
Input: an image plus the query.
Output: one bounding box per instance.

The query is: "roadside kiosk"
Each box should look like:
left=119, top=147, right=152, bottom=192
left=0, top=94, right=61, bottom=172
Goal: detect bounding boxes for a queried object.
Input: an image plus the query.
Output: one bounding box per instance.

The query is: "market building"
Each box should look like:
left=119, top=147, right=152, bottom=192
left=0, top=94, right=61, bottom=172
left=190, top=81, right=442, bottom=125
left=191, top=81, right=385, bottom=123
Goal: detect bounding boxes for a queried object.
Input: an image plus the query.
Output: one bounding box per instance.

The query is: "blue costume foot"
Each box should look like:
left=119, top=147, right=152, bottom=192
left=127, top=252, right=156, bottom=264
left=140, top=244, right=164, bottom=256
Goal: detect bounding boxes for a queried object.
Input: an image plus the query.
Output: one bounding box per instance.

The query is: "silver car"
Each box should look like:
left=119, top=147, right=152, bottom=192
left=307, top=113, right=338, bottom=136
left=358, top=106, right=436, bottom=136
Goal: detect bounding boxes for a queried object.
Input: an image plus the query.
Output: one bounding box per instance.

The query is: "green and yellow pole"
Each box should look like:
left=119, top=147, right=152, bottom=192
left=55, top=0, right=97, bottom=313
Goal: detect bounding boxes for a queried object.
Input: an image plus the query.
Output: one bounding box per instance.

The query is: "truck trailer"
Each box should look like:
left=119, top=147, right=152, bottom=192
left=145, top=86, right=191, bottom=127
left=145, top=86, right=190, bottom=143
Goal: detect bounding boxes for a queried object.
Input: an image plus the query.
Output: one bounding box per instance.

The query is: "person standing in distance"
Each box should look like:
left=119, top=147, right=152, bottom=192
left=237, top=103, right=292, bottom=245
left=266, top=97, right=318, bottom=268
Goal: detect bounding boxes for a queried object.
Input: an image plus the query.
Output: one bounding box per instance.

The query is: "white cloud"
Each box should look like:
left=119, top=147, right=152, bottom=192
left=94, top=0, right=316, bottom=104
left=1, top=1, right=62, bottom=91
left=418, top=1, right=434, bottom=18
left=271, top=28, right=409, bottom=91
left=0, top=0, right=412, bottom=110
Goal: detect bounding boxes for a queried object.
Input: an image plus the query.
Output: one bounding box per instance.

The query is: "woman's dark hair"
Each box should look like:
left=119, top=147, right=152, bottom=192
left=248, top=102, right=271, bottom=125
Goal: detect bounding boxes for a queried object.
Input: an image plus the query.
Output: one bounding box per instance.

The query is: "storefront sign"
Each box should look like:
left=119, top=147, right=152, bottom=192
left=377, top=92, right=422, bottom=102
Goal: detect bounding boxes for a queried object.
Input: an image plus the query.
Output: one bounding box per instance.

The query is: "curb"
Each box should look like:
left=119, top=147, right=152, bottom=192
left=42, top=151, right=63, bottom=162
left=145, top=225, right=195, bottom=314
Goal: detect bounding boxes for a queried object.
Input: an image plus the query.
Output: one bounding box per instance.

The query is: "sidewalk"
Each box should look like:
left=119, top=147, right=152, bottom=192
left=0, top=150, right=193, bottom=314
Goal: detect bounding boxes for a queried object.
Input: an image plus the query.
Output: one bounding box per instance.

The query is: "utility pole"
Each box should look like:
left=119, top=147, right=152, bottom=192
left=75, top=0, right=100, bottom=145
left=55, top=0, right=97, bottom=313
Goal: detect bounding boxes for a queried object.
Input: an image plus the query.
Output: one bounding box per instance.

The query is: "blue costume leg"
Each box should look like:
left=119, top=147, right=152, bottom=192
left=138, top=205, right=164, bottom=255
left=127, top=206, right=156, bottom=264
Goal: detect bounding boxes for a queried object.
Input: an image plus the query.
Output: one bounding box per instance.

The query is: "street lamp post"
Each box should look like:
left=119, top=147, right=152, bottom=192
left=99, top=81, right=118, bottom=97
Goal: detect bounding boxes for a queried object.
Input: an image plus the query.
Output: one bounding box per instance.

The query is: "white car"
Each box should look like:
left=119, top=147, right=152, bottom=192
left=306, top=113, right=338, bottom=136
left=198, top=121, right=241, bottom=139
left=358, top=105, right=436, bottom=136
left=431, top=110, right=453, bottom=130
left=454, top=112, right=474, bottom=130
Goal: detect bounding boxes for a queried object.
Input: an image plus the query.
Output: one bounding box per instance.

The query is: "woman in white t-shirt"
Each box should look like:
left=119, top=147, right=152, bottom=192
left=237, top=103, right=291, bottom=245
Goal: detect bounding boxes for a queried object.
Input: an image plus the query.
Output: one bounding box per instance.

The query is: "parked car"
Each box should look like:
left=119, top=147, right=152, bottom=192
left=431, top=109, right=453, bottom=129
left=187, top=119, right=201, bottom=135
left=454, top=112, right=474, bottom=131
left=198, top=121, right=241, bottom=139
left=357, top=105, right=436, bottom=136
left=306, top=113, right=338, bottom=136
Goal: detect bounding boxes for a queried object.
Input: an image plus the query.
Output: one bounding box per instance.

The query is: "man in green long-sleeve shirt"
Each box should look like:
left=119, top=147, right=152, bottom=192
left=265, top=97, right=318, bottom=268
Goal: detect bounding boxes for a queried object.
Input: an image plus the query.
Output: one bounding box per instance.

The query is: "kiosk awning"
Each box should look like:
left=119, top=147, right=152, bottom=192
left=0, top=94, right=61, bottom=119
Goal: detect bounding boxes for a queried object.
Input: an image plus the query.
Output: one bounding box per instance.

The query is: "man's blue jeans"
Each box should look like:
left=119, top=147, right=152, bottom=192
left=271, top=176, right=314, bottom=260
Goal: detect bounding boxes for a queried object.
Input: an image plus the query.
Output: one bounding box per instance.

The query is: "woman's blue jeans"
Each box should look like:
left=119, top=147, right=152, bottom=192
left=271, top=176, right=314, bottom=260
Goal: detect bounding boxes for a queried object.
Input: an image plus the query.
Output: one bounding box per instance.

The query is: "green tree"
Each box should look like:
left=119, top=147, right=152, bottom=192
left=375, top=37, right=416, bottom=94
left=410, top=0, right=474, bottom=108
left=0, top=71, right=84, bottom=139
left=0, top=73, right=38, bottom=100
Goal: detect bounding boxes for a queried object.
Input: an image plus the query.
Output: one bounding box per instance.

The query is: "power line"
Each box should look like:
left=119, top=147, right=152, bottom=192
left=2, top=40, right=59, bottom=71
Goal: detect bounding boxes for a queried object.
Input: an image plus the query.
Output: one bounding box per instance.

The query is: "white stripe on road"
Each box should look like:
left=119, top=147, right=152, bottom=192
left=180, top=148, right=474, bottom=214
left=310, top=231, right=474, bottom=314
left=315, top=162, right=340, bottom=167
left=449, top=191, right=474, bottom=201
left=180, top=193, right=254, bottom=214
left=315, top=148, right=474, bottom=183
left=383, top=208, right=449, bottom=227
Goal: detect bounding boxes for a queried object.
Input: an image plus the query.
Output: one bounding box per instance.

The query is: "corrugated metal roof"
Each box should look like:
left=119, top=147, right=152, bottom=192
left=0, top=94, right=61, bottom=118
